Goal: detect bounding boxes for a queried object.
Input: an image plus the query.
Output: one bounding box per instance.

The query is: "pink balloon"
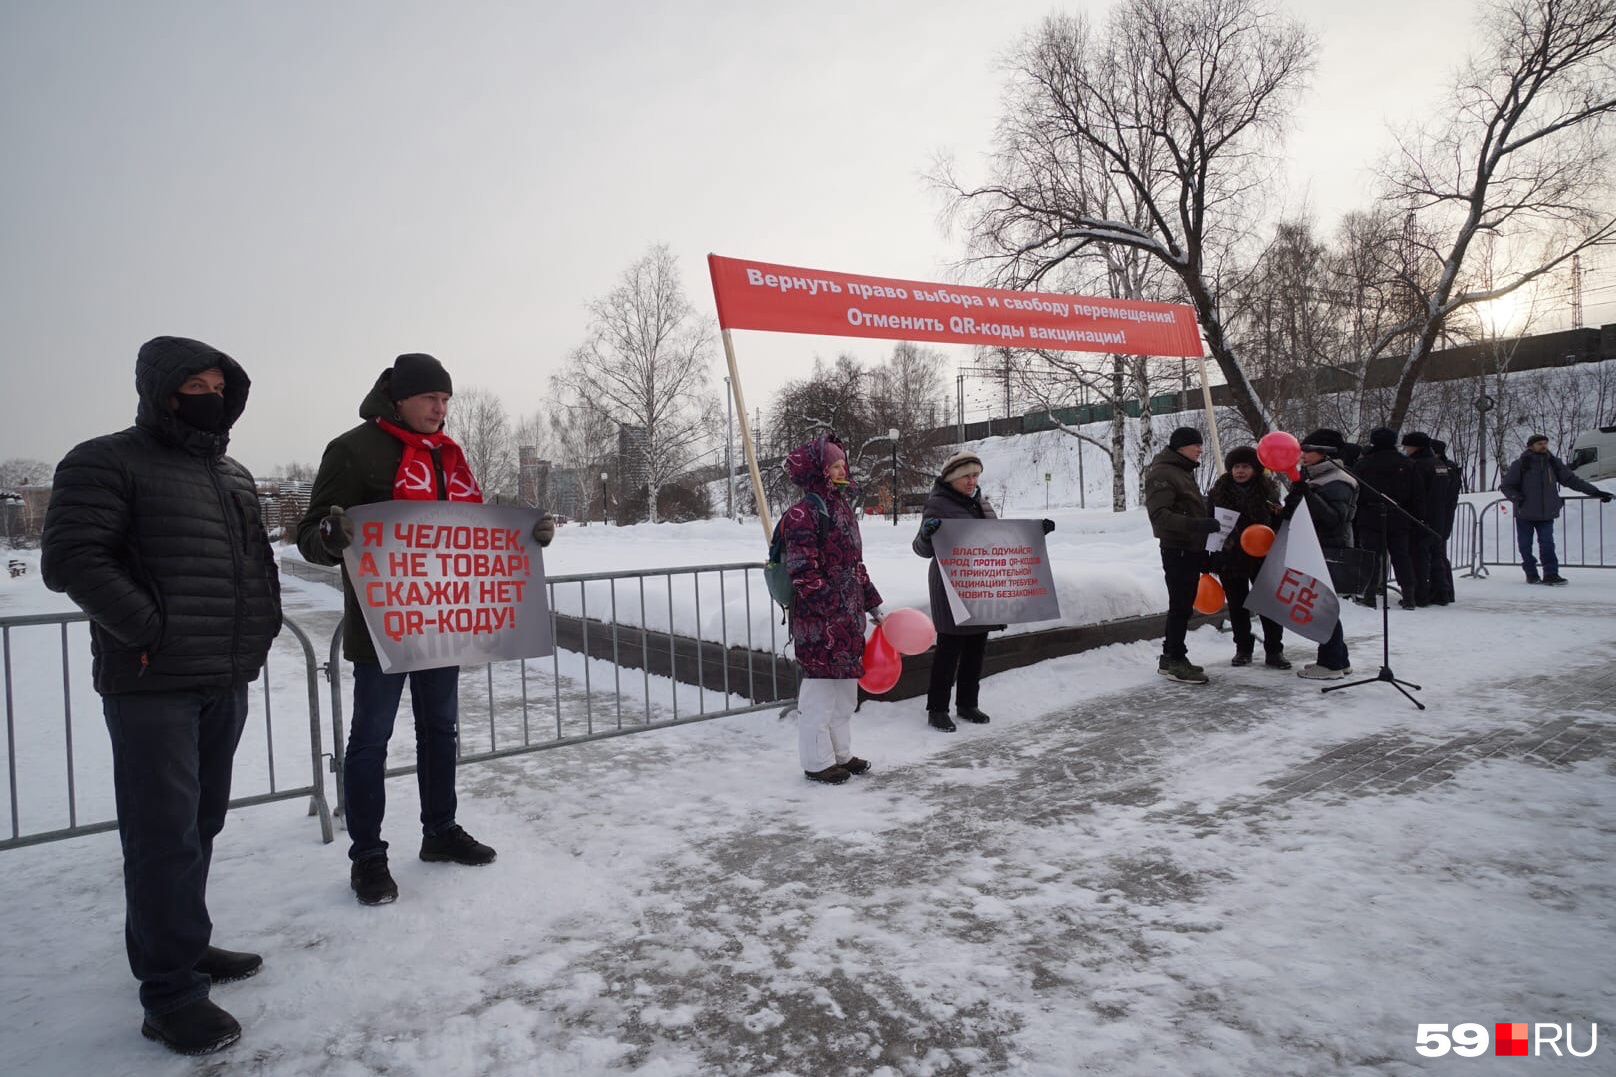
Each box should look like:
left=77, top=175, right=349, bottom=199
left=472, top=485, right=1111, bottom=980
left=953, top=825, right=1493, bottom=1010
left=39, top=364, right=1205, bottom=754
left=859, top=626, right=902, bottom=694
left=1257, top=431, right=1301, bottom=473
left=880, top=607, right=937, bottom=655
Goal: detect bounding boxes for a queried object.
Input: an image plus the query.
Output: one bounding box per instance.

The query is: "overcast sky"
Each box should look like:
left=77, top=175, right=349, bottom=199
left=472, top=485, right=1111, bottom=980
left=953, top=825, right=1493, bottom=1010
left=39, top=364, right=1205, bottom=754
left=2, top=0, right=1605, bottom=477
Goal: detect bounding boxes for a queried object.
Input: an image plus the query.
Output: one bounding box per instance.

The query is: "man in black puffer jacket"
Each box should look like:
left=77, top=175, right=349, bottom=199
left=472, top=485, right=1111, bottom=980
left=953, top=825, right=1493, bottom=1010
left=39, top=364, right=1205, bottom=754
left=41, top=336, right=281, bottom=1056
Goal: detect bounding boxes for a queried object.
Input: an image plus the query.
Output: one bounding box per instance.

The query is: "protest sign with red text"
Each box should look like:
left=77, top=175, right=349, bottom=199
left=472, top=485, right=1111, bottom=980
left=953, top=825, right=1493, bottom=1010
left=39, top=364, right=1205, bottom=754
left=342, top=501, right=553, bottom=674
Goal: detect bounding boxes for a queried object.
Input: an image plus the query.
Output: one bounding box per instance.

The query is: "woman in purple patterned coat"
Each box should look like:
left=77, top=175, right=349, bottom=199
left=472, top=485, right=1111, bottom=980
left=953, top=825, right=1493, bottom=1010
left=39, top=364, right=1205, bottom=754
left=782, top=434, right=884, bottom=785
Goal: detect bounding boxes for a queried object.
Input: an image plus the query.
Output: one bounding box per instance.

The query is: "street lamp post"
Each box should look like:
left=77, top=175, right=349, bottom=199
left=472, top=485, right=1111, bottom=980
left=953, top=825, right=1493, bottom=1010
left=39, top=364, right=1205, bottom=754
left=888, top=427, right=900, bottom=526
left=1474, top=394, right=1495, bottom=491
left=600, top=471, right=610, bottom=525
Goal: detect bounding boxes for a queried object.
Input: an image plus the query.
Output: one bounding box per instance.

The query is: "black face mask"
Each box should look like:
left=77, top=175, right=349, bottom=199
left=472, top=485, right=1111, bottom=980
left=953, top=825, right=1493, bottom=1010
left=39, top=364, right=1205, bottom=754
left=173, top=391, right=228, bottom=433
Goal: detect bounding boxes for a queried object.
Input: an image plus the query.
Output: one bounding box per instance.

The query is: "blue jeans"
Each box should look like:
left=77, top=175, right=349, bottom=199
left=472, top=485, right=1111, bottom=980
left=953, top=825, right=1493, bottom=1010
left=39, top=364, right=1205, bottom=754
left=1515, top=517, right=1557, bottom=576
left=102, top=685, right=249, bottom=1015
left=344, top=663, right=460, bottom=862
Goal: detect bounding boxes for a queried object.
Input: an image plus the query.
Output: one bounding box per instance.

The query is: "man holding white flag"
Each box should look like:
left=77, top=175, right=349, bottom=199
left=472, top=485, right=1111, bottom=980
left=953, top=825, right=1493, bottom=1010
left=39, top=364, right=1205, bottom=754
left=1247, top=430, right=1358, bottom=680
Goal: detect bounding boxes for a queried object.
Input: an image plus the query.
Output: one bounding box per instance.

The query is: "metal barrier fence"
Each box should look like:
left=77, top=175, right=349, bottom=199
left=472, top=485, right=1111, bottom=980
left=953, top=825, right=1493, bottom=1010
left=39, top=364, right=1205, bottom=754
left=1449, top=502, right=1481, bottom=579
left=0, top=612, right=333, bottom=851
left=1474, top=495, right=1612, bottom=574
left=325, top=561, right=790, bottom=820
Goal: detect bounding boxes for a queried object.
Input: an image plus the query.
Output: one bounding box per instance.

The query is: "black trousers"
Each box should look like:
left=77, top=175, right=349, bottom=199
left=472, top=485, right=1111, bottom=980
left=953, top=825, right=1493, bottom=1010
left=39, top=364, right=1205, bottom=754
left=102, top=685, right=249, bottom=1015
left=926, top=632, right=987, bottom=712
left=1160, top=547, right=1203, bottom=660
left=1222, top=572, right=1285, bottom=655
left=1356, top=524, right=1416, bottom=604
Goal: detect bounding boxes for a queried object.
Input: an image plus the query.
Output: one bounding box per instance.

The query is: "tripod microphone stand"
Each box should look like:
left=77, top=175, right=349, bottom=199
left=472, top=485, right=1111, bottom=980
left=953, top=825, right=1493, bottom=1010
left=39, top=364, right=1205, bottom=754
left=1320, top=483, right=1442, bottom=710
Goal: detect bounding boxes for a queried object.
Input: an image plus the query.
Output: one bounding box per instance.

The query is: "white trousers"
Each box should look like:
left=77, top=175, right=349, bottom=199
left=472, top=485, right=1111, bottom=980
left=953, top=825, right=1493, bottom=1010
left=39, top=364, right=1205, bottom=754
left=796, top=677, right=858, bottom=772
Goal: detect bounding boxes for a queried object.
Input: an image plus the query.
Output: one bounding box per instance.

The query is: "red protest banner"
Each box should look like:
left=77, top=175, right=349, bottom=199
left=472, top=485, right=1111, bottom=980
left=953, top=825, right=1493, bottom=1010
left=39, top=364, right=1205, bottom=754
left=708, top=254, right=1203, bottom=357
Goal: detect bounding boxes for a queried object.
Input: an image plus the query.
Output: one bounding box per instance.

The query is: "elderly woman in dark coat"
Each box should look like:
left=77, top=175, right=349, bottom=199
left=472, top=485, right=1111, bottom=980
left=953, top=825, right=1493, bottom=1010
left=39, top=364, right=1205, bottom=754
left=782, top=434, right=884, bottom=784
left=912, top=452, right=1053, bottom=732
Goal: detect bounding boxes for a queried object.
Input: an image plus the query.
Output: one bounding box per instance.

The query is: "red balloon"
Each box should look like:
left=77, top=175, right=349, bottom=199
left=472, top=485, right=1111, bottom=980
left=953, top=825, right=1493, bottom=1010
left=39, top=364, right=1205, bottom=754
left=1284, top=463, right=1302, bottom=482
left=1239, top=524, right=1276, bottom=557
left=1193, top=573, right=1226, bottom=615
left=880, top=607, right=937, bottom=655
left=859, top=626, right=902, bottom=694
left=1257, top=431, right=1302, bottom=473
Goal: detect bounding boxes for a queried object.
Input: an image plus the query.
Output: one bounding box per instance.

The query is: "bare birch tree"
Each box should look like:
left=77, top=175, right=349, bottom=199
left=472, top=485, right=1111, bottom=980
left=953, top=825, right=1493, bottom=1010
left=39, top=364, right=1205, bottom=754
left=554, top=245, right=717, bottom=524
left=446, top=386, right=517, bottom=500
left=941, top=0, right=1316, bottom=438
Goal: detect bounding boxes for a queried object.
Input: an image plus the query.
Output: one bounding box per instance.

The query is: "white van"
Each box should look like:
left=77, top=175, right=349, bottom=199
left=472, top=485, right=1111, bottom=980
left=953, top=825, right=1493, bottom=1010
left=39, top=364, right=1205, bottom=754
left=1568, top=427, right=1616, bottom=482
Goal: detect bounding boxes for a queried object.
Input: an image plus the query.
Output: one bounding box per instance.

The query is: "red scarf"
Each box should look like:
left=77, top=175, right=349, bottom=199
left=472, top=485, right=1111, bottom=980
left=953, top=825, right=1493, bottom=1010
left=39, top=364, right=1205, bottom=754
left=375, top=418, right=484, bottom=502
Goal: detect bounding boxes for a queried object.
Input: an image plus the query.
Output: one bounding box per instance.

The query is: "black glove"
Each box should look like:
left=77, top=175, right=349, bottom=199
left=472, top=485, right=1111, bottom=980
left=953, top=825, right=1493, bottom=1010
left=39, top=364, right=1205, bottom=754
left=920, top=517, right=942, bottom=538
left=1189, top=517, right=1221, bottom=535
left=1280, top=486, right=1307, bottom=518
left=1041, top=519, right=1055, bottom=534
left=1600, top=493, right=1613, bottom=504
left=319, top=505, right=354, bottom=554
left=531, top=514, right=556, bottom=547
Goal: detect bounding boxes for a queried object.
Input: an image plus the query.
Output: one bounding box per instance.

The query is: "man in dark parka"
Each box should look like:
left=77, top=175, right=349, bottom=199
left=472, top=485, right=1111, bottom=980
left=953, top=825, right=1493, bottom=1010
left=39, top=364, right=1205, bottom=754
left=42, top=336, right=281, bottom=1056
left=1145, top=427, right=1221, bottom=684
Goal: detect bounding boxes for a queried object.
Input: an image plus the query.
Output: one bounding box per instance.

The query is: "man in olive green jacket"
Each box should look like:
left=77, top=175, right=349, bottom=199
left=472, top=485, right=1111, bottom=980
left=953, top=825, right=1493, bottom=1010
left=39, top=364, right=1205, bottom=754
left=1145, top=427, right=1221, bottom=683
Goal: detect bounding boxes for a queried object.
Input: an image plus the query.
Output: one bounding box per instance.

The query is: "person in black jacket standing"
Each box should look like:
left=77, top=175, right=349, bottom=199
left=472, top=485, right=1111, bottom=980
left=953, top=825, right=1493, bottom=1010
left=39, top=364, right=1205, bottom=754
left=1399, top=432, right=1441, bottom=604
left=1427, top=439, right=1463, bottom=603
left=41, top=337, right=282, bottom=1056
left=1145, top=427, right=1222, bottom=684
left=297, top=355, right=555, bottom=906
left=1351, top=428, right=1423, bottom=610
left=913, top=451, right=1054, bottom=731
left=1208, top=446, right=1290, bottom=669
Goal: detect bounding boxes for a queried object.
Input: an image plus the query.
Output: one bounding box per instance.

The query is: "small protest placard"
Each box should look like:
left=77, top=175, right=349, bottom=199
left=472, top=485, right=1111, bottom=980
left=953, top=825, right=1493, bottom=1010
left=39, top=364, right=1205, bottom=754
left=342, top=501, right=554, bottom=674
left=933, top=519, right=1061, bottom=627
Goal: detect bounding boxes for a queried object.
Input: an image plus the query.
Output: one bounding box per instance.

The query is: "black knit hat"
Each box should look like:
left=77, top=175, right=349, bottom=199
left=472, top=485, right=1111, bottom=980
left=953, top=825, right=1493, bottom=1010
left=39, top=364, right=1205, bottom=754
left=1168, top=426, right=1203, bottom=450
left=389, top=353, right=453, bottom=401
left=1368, top=426, right=1398, bottom=450
left=1301, top=429, right=1345, bottom=457
left=1400, top=431, right=1431, bottom=450
left=1224, top=445, right=1260, bottom=471
left=1431, top=439, right=1447, bottom=454
left=1526, top=433, right=1549, bottom=447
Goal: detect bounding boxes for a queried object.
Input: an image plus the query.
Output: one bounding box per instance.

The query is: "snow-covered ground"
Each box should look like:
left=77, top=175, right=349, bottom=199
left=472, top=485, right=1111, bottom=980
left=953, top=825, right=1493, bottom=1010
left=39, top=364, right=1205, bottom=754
left=2, top=508, right=1613, bottom=1075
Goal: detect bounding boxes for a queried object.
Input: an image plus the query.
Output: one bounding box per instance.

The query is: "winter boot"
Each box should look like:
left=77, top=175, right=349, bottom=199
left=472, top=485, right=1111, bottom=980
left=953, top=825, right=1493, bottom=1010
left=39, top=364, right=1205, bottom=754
left=804, top=764, right=850, bottom=784
left=956, top=706, right=991, bottom=724
left=350, top=855, right=399, bottom=906
left=1158, top=656, right=1204, bottom=677
left=1264, top=651, right=1292, bottom=671
left=141, top=998, right=241, bottom=1056
left=1297, top=663, right=1351, bottom=680
left=839, top=756, right=871, bottom=775
left=1525, top=569, right=1542, bottom=583
left=1158, top=658, right=1209, bottom=684
left=1542, top=573, right=1569, bottom=585
left=928, top=711, right=957, bottom=733
left=1230, top=648, right=1253, bottom=667
left=420, top=825, right=497, bottom=866
left=195, top=946, right=262, bottom=984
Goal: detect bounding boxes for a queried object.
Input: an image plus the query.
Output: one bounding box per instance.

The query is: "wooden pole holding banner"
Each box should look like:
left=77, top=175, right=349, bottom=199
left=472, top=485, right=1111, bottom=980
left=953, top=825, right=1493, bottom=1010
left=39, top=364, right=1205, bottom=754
left=720, top=329, right=774, bottom=543
left=1197, top=353, right=1224, bottom=477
